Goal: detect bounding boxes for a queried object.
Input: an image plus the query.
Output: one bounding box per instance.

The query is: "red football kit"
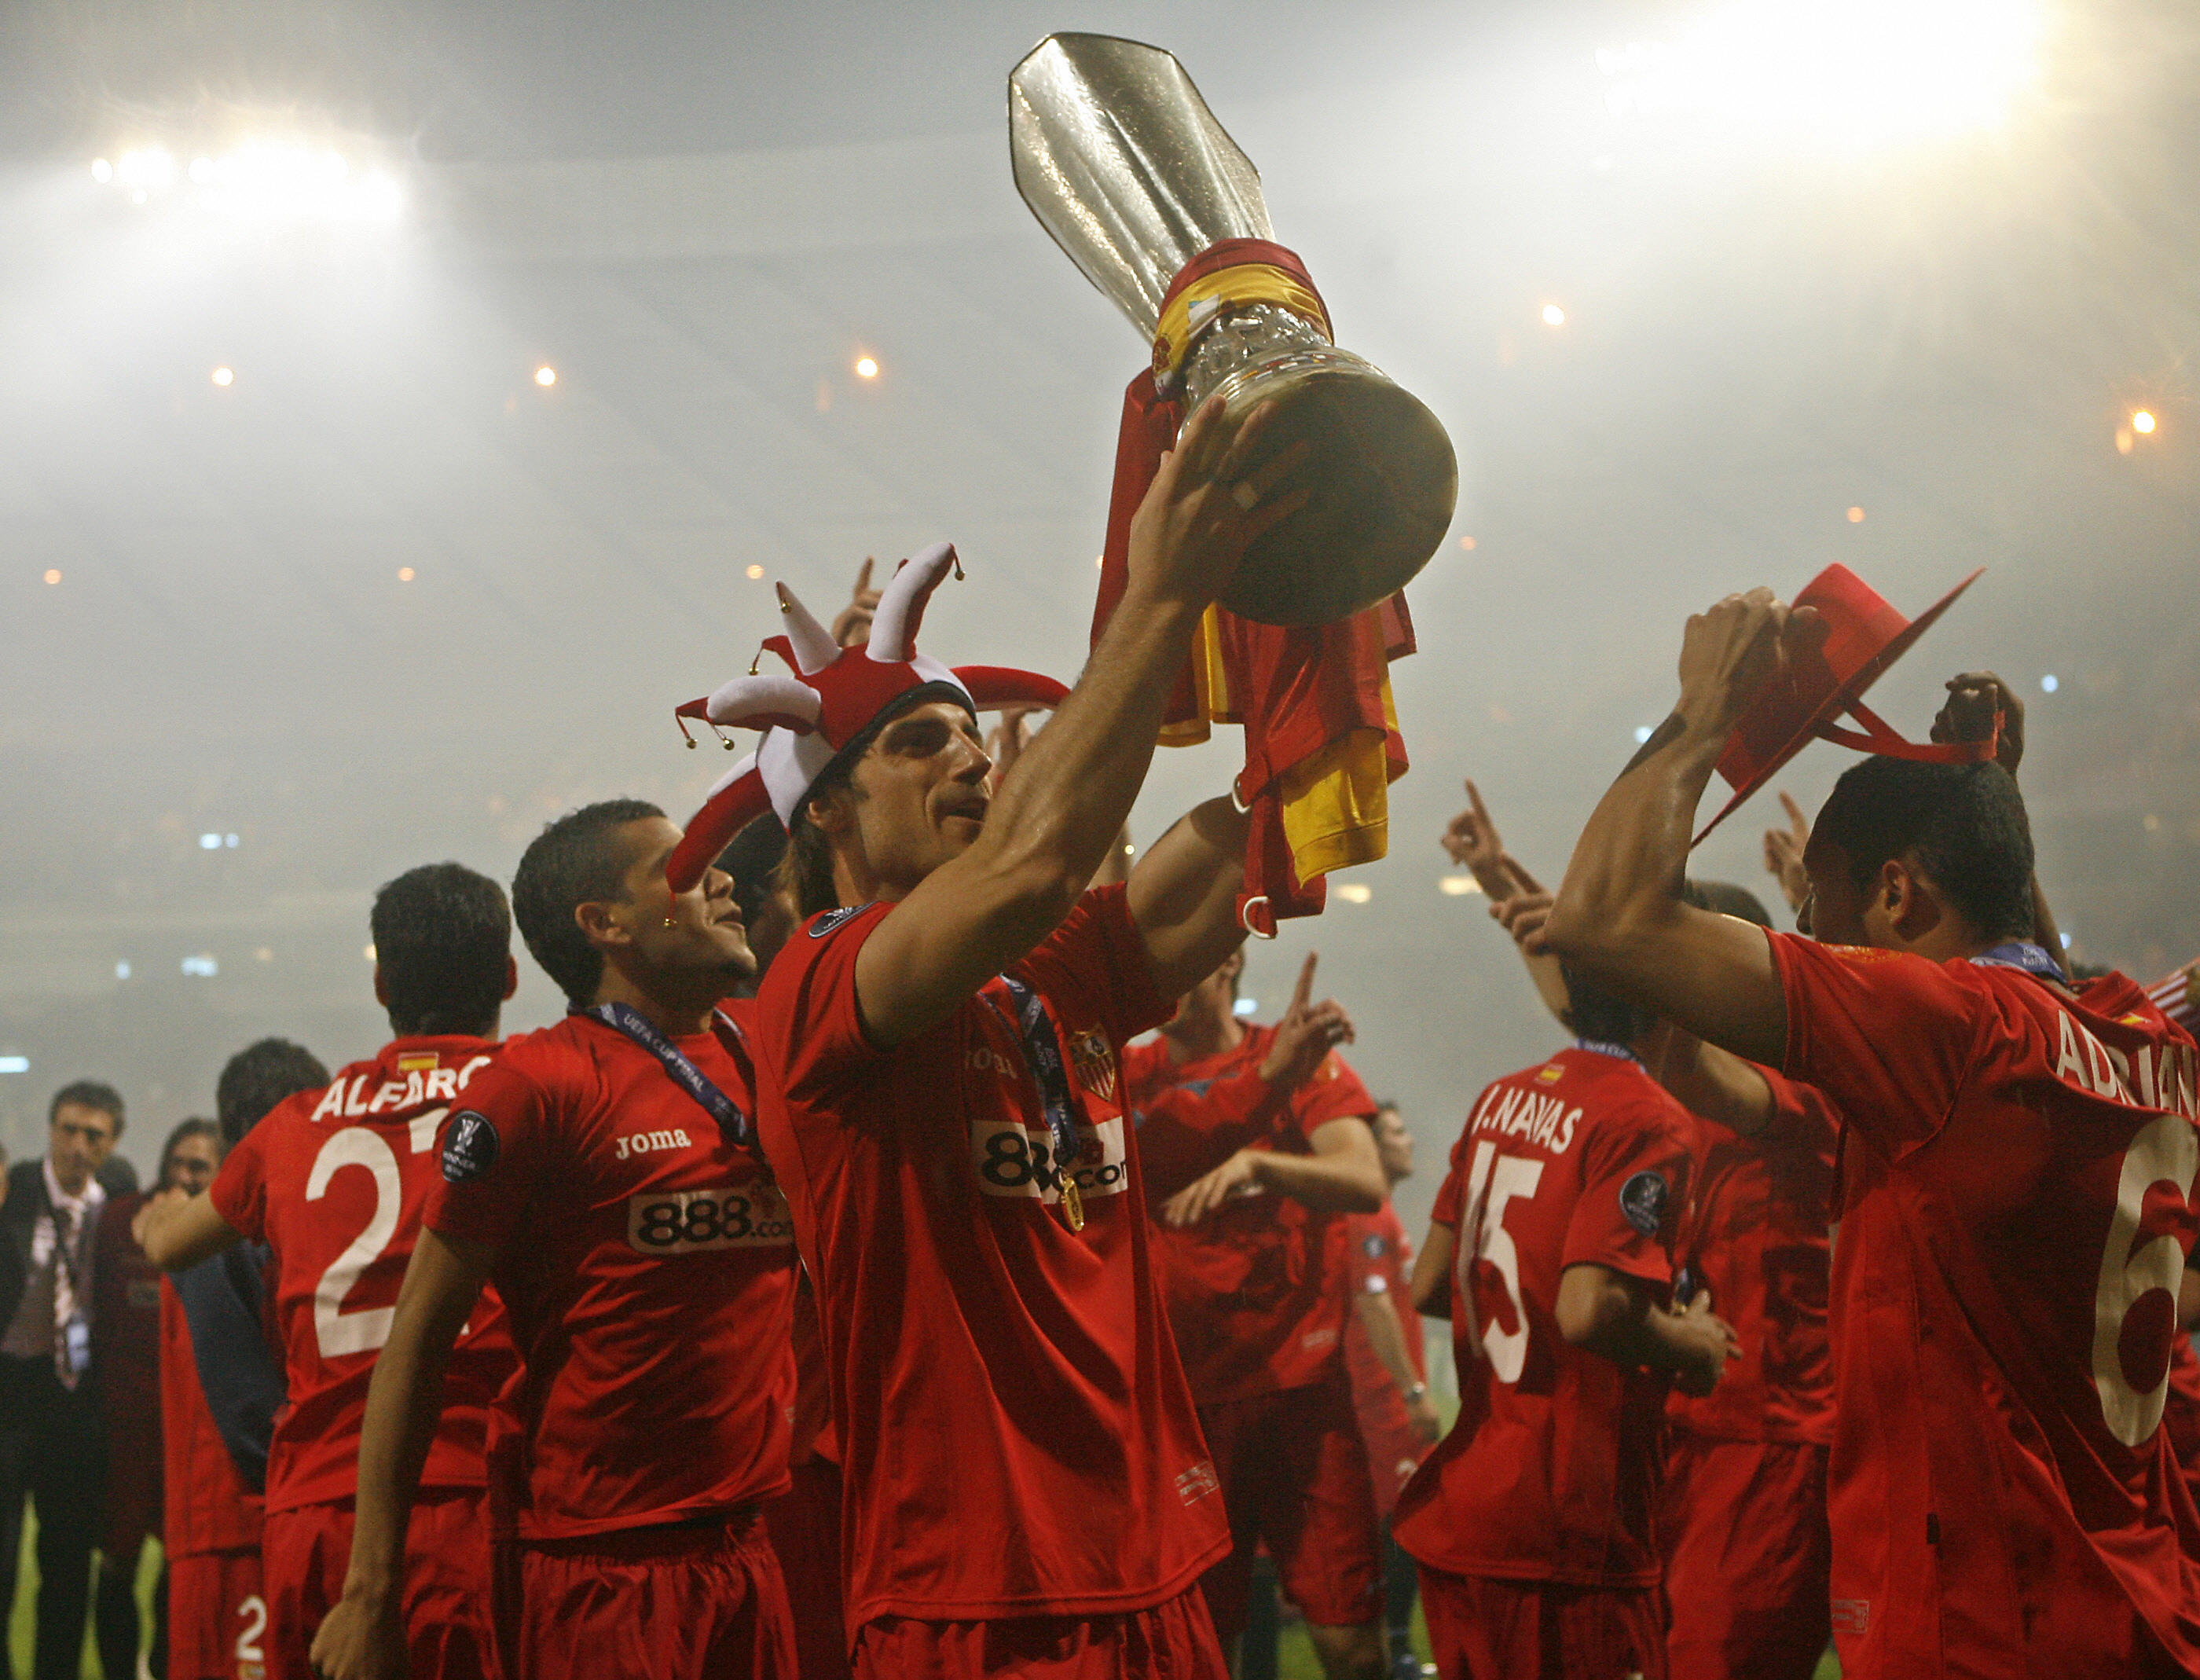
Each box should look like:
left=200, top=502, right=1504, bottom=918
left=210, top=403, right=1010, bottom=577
left=423, top=1006, right=798, bottom=1680
left=211, top=1036, right=521, bottom=1680
left=1392, top=1044, right=1696, bottom=1680
left=162, top=1279, right=267, bottom=1680
left=753, top=886, right=1229, bottom=1675
left=1340, top=1201, right=1432, bottom=1521
left=1124, top=1028, right=1382, bottom=1636
left=1659, top=1068, right=1838, bottom=1680
left=94, top=1190, right=166, bottom=1561
left=1767, top=934, right=2200, bottom=1678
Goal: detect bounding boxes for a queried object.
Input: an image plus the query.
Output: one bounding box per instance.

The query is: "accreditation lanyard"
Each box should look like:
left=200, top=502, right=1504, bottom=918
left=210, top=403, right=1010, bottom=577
left=1969, top=941, right=2071, bottom=987
left=578, top=1002, right=754, bottom=1148
left=982, top=974, right=1087, bottom=1230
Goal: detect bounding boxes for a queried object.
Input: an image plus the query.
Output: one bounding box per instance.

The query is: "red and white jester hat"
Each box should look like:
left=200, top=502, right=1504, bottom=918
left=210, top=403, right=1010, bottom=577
left=666, top=541, right=1070, bottom=892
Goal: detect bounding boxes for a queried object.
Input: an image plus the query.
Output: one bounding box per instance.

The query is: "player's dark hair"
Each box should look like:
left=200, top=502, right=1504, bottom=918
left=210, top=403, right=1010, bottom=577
left=49, top=1079, right=126, bottom=1139
left=158, top=1117, right=223, bottom=1186
left=1685, top=878, right=1775, bottom=930
left=1813, top=757, right=2035, bottom=943
left=371, top=862, right=512, bottom=1037
left=512, top=800, right=664, bottom=1007
left=217, top=1040, right=328, bottom=1146
left=717, top=814, right=790, bottom=932
left=1558, top=966, right=1658, bottom=1047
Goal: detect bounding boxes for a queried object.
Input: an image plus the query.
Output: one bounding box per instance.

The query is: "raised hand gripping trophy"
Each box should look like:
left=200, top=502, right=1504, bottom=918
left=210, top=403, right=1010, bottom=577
left=1010, top=32, right=1457, bottom=626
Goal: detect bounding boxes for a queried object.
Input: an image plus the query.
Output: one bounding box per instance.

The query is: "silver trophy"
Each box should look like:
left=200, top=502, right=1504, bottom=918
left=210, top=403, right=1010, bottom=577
left=1010, top=32, right=1458, bottom=627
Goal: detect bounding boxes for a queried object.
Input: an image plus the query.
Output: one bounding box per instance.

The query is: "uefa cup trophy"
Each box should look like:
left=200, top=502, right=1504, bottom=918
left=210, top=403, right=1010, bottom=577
left=1010, top=32, right=1458, bottom=627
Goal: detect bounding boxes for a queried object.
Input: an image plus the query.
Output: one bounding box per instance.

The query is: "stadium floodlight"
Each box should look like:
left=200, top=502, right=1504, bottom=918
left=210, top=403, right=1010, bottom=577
left=1598, top=0, right=2049, bottom=148
left=94, top=134, right=403, bottom=225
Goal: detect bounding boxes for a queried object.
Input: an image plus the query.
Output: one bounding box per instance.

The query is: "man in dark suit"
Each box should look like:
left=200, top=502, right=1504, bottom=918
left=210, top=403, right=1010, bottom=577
left=1, top=1080, right=130, bottom=1680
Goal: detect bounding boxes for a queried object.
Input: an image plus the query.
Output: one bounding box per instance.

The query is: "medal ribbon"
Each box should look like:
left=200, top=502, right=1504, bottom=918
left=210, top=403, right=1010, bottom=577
left=1572, top=1037, right=1643, bottom=1065
left=1969, top=940, right=2071, bottom=987
left=986, top=976, right=1086, bottom=1198
left=577, top=1003, right=754, bottom=1147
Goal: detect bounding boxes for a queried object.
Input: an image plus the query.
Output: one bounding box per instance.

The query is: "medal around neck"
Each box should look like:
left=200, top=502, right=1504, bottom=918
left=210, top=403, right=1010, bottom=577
left=1010, top=32, right=1458, bottom=627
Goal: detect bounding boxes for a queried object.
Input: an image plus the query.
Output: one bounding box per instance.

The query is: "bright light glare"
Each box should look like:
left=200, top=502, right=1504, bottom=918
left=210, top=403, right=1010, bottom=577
left=1597, top=0, right=2049, bottom=146
left=211, top=366, right=234, bottom=387
left=1847, top=505, right=1866, bottom=522
left=1336, top=882, right=1374, bottom=904
left=1541, top=304, right=1566, bottom=327
left=98, top=139, right=402, bottom=224
left=2132, top=409, right=2157, bottom=435
left=42, top=569, right=60, bottom=585
left=854, top=356, right=879, bottom=380
left=0, top=1057, right=28, bottom=1074
left=746, top=564, right=765, bottom=580
left=398, top=567, right=416, bottom=582
left=1232, top=997, right=1260, bottom=1018
left=534, top=365, right=557, bottom=387
left=1439, top=875, right=1483, bottom=897
left=2040, top=673, right=2059, bottom=693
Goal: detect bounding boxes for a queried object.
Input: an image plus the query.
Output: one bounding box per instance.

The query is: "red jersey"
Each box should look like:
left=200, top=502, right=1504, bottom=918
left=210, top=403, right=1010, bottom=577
left=1392, top=1045, right=1694, bottom=1588
left=1666, top=1068, right=1836, bottom=1447
left=1343, top=1202, right=1426, bottom=1392
left=160, top=1279, right=263, bottom=1557
left=754, top=886, right=1229, bottom=1627
left=209, top=1036, right=521, bottom=1515
left=1126, top=1028, right=1377, bottom=1403
left=94, top=1191, right=166, bottom=1464
left=423, top=1007, right=796, bottom=1539
left=1769, top=934, right=2200, bottom=1675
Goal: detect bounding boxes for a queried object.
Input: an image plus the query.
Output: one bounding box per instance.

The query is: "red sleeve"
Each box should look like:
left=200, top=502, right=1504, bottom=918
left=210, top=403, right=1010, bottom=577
left=1430, top=1134, right=1470, bottom=1231
left=758, top=902, right=898, bottom=1103
left=1292, top=1049, right=1377, bottom=1135
left=207, top=1122, right=269, bottom=1243
left=1562, top=1099, right=1692, bottom=1289
left=1346, top=1214, right=1394, bottom=1295
left=1758, top=1064, right=1842, bottom=1154
left=1010, top=884, right=1175, bottom=1050
left=1768, top=930, right=1986, bottom=1157
left=422, top=1059, right=550, bottom=1252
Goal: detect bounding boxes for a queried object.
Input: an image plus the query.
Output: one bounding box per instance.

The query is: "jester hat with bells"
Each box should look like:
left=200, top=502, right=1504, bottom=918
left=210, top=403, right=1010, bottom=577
left=666, top=542, right=1070, bottom=893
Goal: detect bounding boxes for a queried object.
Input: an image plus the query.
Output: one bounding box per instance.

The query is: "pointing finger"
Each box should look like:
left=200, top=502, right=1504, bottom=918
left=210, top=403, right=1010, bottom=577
left=1290, top=952, right=1318, bottom=1018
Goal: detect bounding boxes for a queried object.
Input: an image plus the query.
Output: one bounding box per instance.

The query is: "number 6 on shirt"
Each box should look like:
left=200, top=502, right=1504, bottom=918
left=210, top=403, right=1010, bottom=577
left=2094, top=1111, right=2200, bottom=1447
left=1456, top=1140, right=1546, bottom=1384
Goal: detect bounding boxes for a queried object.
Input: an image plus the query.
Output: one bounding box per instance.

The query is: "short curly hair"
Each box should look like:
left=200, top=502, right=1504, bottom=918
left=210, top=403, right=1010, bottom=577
left=512, top=801, right=663, bottom=1007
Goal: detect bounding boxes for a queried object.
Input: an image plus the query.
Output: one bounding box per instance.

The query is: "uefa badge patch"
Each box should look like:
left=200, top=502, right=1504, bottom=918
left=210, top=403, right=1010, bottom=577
left=1069, top=1026, right=1118, bottom=1101
left=807, top=902, right=871, bottom=939
left=1619, top=1169, right=1669, bottom=1238
left=441, top=1110, right=500, bottom=1183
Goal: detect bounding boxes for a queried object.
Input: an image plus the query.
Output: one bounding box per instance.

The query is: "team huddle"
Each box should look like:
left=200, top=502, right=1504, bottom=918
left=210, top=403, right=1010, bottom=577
left=98, top=394, right=2200, bottom=1680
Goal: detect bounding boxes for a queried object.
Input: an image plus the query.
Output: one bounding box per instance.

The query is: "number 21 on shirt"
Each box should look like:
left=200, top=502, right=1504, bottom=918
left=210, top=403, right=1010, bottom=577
left=1455, top=1140, right=1544, bottom=1384
left=305, top=1106, right=446, bottom=1359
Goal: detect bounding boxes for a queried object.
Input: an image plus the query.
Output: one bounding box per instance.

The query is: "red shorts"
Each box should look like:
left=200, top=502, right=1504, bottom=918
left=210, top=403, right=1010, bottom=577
left=1418, top=1566, right=1665, bottom=1680
left=852, top=1582, right=1226, bottom=1679
left=260, top=1489, right=496, bottom=1680
left=764, top=1456, right=849, bottom=1680
left=497, top=1509, right=794, bottom=1680
left=168, top=1549, right=266, bottom=1680
left=1195, top=1375, right=1381, bottom=1635
left=1659, top=1434, right=1830, bottom=1680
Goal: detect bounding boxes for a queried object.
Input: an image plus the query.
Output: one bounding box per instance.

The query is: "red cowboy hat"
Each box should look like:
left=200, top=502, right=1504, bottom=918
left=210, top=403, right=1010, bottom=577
left=1695, top=563, right=1990, bottom=844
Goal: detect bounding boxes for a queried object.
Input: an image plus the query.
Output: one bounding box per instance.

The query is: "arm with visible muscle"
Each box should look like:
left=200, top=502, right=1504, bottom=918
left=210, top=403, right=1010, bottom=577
left=1554, top=1264, right=1738, bottom=1395
left=310, top=1227, right=493, bottom=1680
left=852, top=400, right=1310, bottom=1047
left=134, top=1188, right=243, bottom=1271
left=1542, top=592, right=1806, bottom=1066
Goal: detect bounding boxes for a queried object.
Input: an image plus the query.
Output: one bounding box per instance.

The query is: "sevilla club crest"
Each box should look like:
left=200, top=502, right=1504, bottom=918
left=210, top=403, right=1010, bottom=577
left=1069, top=1026, right=1118, bottom=1102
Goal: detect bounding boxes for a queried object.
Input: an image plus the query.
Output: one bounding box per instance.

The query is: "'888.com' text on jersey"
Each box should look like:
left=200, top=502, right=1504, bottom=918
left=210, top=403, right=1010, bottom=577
left=424, top=1008, right=798, bottom=1542
left=966, top=1015, right=1131, bottom=1216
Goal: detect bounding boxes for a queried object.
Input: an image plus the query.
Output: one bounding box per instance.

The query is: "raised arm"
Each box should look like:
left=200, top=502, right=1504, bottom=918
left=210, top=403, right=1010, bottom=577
left=1443, top=779, right=1571, bottom=1023
left=1542, top=590, right=1809, bottom=1068
left=310, top=1227, right=493, bottom=1680
left=851, top=398, right=1309, bottom=1047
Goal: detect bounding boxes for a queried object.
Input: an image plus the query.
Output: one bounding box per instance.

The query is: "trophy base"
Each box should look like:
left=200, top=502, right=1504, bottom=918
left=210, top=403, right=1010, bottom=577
left=1201, top=345, right=1458, bottom=627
